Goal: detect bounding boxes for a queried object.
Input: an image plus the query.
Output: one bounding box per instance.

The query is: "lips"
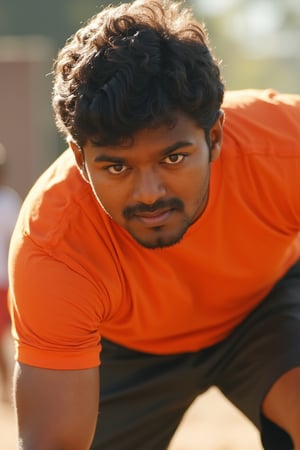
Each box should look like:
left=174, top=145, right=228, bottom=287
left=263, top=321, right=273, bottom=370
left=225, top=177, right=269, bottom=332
left=123, top=198, right=184, bottom=222
left=134, top=208, right=173, bottom=227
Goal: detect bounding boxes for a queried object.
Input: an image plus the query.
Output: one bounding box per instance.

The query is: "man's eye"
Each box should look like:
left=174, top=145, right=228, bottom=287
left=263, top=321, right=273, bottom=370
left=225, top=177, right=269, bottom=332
left=107, top=164, right=127, bottom=174
left=163, top=154, right=185, bottom=164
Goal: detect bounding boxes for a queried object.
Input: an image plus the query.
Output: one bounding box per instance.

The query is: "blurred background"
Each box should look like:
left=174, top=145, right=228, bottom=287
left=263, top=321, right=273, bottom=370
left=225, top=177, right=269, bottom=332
left=0, top=1, right=299, bottom=448
left=0, top=0, right=299, bottom=198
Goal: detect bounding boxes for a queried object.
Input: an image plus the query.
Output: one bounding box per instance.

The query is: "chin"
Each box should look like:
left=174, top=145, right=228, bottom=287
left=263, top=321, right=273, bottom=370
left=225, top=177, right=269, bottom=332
left=133, top=230, right=187, bottom=250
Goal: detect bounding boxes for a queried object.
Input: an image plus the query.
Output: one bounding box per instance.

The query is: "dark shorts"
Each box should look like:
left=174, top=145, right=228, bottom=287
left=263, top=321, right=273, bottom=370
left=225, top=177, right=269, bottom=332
left=91, top=260, right=300, bottom=450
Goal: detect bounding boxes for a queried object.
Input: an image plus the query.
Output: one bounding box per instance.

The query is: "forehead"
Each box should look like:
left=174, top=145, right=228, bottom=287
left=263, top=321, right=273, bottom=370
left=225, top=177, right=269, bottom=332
left=134, top=113, right=201, bottom=144
left=85, top=112, right=205, bottom=156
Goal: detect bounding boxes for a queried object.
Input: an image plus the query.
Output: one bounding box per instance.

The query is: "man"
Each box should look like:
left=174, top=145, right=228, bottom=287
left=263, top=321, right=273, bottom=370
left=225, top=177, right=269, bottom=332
left=8, top=0, right=300, bottom=449
left=0, top=144, right=21, bottom=402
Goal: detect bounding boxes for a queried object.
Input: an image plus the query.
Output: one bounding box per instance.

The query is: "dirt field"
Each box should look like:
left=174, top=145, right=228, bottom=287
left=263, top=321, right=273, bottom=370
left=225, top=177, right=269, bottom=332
left=1, top=332, right=263, bottom=450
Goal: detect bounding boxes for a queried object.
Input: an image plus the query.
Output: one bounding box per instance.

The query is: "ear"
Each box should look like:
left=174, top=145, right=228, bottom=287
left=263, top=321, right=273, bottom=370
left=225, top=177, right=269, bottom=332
left=209, top=110, right=224, bottom=162
left=69, top=141, right=90, bottom=183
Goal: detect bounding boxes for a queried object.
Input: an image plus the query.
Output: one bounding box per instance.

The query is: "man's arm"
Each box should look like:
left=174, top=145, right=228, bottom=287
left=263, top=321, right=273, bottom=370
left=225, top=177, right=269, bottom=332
left=14, top=362, right=100, bottom=450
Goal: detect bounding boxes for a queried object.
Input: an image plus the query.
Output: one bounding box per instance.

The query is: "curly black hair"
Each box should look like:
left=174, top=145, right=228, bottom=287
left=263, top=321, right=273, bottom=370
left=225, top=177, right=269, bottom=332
left=52, top=0, right=224, bottom=147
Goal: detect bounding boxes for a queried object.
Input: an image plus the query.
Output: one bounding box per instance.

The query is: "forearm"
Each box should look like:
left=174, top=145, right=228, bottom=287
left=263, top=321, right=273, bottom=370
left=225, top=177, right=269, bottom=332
left=14, top=363, right=100, bottom=450
left=17, top=436, right=92, bottom=450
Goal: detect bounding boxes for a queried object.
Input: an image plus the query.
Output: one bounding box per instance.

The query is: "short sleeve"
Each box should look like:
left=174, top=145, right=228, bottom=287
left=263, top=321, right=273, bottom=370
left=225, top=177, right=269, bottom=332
left=9, top=235, right=104, bottom=369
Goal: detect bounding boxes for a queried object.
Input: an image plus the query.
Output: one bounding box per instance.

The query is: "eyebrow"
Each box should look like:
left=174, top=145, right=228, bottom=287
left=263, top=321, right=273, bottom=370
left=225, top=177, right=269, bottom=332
left=162, top=141, right=193, bottom=156
left=93, top=140, right=193, bottom=163
left=93, top=154, right=126, bottom=163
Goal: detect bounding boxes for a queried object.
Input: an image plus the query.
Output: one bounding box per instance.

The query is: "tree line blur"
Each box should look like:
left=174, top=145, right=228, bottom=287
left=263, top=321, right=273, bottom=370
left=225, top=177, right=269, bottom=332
left=0, top=0, right=299, bottom=93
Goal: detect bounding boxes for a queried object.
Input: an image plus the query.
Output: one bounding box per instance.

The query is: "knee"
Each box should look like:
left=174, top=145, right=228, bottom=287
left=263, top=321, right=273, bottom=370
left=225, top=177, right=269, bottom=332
left=262, top=367, right=300, bottom=447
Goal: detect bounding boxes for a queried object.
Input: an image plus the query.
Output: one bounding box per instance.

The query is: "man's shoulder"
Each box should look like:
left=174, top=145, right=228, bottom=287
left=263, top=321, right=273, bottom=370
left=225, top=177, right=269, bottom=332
left=222, top=89, right=300, bottom=159
left=223, top=89, right=300, bottom=110
left=24, top=148, right=86, bottom=215
left=223, top=89, right=300, bottom=127
left=15, top=149, right=103, bottom=251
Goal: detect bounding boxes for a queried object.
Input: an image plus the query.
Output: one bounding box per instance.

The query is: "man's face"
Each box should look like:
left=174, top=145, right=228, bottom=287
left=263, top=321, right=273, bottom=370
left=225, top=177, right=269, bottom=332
left=73, top=113, right=223, bottom=249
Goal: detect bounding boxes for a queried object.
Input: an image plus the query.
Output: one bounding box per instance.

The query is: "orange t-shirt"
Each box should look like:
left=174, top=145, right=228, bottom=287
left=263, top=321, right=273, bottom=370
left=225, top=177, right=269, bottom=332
left=9, top=89, right=300, bottom=369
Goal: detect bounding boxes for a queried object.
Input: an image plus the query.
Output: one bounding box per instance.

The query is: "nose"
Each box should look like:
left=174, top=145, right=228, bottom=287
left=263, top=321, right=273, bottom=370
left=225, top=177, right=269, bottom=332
left=132, top=168, right=167, bottom=205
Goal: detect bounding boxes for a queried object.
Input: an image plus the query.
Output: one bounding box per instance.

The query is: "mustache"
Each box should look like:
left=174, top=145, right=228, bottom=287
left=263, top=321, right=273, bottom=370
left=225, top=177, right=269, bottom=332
left=123, top=198, right=184, bottom=220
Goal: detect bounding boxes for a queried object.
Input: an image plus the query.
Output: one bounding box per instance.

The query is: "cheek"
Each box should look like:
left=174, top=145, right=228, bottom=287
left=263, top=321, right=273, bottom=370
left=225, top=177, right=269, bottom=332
left=91, top=179, right=128, bottom=216
left=175, top=165, right=209, bottom=195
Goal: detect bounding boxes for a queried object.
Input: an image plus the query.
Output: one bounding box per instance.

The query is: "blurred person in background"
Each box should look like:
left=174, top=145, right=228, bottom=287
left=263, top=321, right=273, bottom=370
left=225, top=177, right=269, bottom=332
left=8, top=0, right=300, bottom=449
left=0, top=143, right=21, bottom=402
